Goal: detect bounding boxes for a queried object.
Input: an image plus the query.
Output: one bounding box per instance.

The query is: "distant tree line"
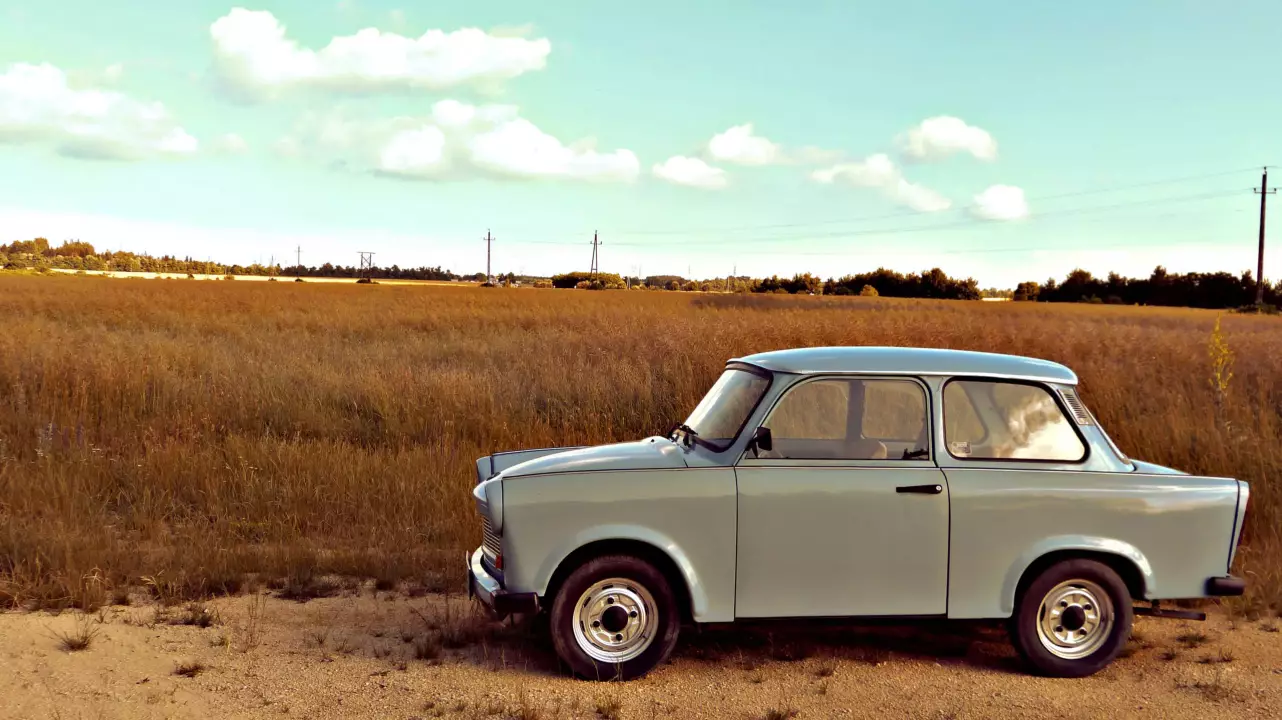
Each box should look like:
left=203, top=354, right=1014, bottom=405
left=1013, top=267, right=1280, bottom=308
left=0, top=239, right=466, bottom=281
left=7, top=237, right=1279, bottom=309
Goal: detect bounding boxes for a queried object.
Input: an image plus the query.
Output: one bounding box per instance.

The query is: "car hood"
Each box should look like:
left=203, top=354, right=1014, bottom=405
left=502, top=437, right=688, bottom=478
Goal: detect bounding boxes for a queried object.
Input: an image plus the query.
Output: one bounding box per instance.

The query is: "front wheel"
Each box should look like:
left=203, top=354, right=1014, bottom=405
left=1010, top=559, right=1133, bottom=678
left=549, top=555, right=680, bottom=680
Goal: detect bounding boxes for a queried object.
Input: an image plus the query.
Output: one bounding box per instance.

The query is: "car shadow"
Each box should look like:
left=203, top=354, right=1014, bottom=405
left=445, top=610, right=1024, bottom=678
left=675, top=617, right=1023, bottom=675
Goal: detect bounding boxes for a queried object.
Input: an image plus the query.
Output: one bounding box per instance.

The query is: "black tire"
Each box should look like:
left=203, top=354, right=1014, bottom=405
left=1009, top=559, right=1133, bottom=678
left=549, top=555, right=680, bottom=680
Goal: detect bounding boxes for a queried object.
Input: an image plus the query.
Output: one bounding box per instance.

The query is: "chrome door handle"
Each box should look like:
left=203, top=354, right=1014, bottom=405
left=896, top=484, right=943, bottom=495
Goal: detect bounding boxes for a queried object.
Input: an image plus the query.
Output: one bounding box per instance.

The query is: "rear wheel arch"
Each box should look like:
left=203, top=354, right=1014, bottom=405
left=1015, top=549, right=1146, bottom=606
left=543, top=539, right=694, bottom=624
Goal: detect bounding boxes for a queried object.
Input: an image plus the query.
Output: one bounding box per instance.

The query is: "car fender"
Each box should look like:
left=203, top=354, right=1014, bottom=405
left=1002, top=535, right=1155, bottom=614
left=534, top=524, right=709, bottom=619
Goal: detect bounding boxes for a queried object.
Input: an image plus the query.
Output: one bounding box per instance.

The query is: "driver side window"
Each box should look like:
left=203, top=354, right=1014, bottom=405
left=761, top=378, right=928, bottom=461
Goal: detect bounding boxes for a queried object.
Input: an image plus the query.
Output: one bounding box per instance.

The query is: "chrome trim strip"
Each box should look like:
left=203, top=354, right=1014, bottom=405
left=1230, top=482, right=1249, bottom=568
left=730, top=362, right=1077, bottom=386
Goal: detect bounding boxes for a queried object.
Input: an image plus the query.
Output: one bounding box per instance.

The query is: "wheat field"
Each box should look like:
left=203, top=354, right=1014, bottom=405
left=1, top=275, right=1279, bottom=611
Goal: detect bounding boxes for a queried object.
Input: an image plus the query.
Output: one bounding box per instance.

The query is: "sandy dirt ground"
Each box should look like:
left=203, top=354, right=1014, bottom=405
left=3, top=589, right=1280, bottom=720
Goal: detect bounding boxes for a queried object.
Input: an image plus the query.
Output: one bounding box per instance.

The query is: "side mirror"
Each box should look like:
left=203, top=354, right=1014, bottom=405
left=749, top=426, right=773, bottom=457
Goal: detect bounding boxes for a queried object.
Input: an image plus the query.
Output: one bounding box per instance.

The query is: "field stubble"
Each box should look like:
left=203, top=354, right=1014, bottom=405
left=1, top=276, right=1279, bottom=614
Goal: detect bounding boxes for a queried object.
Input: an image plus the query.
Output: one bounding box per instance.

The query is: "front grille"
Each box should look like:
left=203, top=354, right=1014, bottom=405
left=481, top=514, right=501, bottom=559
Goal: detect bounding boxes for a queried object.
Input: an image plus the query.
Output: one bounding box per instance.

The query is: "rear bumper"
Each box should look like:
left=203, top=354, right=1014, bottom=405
left=1206, top=575, right=1246, bottom=597
left=466, top=548, right=540, bottom=617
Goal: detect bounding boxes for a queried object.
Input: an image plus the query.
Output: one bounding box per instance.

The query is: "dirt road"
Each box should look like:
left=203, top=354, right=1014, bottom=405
left=3, top=588, right=1280, bottom=719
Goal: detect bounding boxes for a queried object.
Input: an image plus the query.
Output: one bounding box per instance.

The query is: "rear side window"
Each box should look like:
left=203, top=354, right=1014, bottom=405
left=944, top=380, right=1085, bottom=462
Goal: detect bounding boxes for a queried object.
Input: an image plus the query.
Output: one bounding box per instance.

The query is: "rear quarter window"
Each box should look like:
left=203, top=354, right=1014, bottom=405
left=944, top=379, right=1086, bottom=462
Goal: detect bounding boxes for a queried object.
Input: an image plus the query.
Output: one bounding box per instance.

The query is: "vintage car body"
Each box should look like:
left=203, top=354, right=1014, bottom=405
left=467, top=346, right=1249, bottom=679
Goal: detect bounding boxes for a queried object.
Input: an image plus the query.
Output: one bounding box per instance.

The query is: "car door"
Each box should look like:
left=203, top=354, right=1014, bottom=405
left=734, top=375, right=949, bottom=618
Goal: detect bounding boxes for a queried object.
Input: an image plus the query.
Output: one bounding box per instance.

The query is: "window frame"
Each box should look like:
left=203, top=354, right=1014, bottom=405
left=857, top=378, right=933, bottom=444
left=684, top=362, right=775, bottom=453
left=747, top=374, right=934, bottom=463
left=941, top=380, right=991, bottom=447
left=941, top=377, right=1091, bottom=465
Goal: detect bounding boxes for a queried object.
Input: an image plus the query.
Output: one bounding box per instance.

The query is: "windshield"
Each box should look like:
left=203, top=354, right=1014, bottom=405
left=681, top=367, right=771, bottom=451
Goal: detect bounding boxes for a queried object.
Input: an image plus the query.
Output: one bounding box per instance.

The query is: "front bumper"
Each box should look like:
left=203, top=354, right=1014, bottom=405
left=466, top=548, right=540, bottom=617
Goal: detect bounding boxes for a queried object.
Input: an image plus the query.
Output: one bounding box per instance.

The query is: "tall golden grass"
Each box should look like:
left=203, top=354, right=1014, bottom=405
left=1, top=276, right=1279, bottom=611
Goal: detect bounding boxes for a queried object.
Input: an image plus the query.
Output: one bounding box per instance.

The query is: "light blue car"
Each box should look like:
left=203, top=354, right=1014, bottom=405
left=467, top=346, right=1249, bottom=679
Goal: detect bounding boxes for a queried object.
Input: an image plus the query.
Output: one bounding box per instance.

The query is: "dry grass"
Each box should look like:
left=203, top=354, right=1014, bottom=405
left=0, top=276, right=1280, bottom=610
left=173, top=659, right=206, bottom=678
left=53, top=613, right=99, bottom=652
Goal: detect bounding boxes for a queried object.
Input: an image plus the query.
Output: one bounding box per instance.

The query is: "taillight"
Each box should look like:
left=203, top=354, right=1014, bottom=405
left=495, top=553, right=504, bottom=570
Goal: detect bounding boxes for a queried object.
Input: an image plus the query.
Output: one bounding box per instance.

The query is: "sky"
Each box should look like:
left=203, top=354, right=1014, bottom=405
left=1, top=0, right=1280, bottom=287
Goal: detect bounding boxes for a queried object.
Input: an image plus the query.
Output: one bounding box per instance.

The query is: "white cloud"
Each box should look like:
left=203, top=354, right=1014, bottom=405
left=898, top=116, right=997, bottom=162
left=215, top=132, right=249, bottom=155
left=970, top=184, right=1029, bottom=220
left=210, top=8, right=551, bottom=99
left=378, top=125, right=447, bottom=176
left=280, top=100, right=639, bottom=182
left=468, top=118, right=639, bottom=181
left=103, top=64, right=124, bottom=83
left=0, top=62, right=197, bottom=161
left=652, top=156, right=727, bottom=189
left=707, top=123, right=781, bottom=165
left=811, top=153, right=951, bottom=212
left=273, top=136, right=302, bottom=159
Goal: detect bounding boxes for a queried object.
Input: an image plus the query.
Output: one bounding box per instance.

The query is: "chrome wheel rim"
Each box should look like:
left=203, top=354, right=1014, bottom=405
left=1036, top=579, right=1113, bottom=660
left=572, top=578, right=658, bottom=664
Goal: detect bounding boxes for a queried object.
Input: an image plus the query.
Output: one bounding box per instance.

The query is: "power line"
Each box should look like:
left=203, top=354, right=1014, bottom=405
left=727, top=234, right=1270, bottom=259
left=492, top=184, right=1251, bottom=251
left=603, top=189, right=1246, bottom=248
left=572, top=166, right=1265, bottom=237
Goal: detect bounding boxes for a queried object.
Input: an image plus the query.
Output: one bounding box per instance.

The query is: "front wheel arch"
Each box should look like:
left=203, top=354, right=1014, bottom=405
left=543, top=539, right=693, bottom=625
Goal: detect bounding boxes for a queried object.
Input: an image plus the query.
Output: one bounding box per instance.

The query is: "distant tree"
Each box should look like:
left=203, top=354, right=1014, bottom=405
left=859, top=284, right=879, bottom=297
left=552, top=271, right=624, bottom=289
left=56, top=240, right=95, bottom=258
left=665, top=280, right=680, bottom=291
left=646, top=275, right=686, bottom=289
left=1012, top=281, right=1040, bottom=302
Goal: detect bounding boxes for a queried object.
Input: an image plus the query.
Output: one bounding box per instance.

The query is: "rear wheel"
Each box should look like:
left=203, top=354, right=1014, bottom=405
left=549, top=555, right=680, bottom=680
left=1010, top=559, right=1133, bottom=678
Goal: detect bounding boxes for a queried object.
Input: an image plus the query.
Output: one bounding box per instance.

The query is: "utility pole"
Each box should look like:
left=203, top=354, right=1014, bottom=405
left=483, top=230, right=494, bottom=284
left=1255, top=167, right=1277, bottom=305
left=589, top=231, right=600, bottom=278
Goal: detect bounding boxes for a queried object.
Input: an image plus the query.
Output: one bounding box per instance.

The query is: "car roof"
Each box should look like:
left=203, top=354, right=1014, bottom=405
left=731, top=346, right=1078, bottom=384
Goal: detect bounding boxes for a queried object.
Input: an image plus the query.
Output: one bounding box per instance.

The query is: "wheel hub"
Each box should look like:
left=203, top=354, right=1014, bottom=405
left=1060, top=605, right=1087, bottom=632
left=600, top=605, right=630, bottom=633
left=572, top=579, right=658, bottom=664
left=1036, top=579, right=1114, bottom=660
